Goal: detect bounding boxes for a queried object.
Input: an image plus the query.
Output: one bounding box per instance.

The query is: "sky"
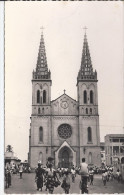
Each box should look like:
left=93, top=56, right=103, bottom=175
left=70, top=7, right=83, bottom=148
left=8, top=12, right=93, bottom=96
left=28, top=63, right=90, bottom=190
left=5, top=2, right=124, bottom=161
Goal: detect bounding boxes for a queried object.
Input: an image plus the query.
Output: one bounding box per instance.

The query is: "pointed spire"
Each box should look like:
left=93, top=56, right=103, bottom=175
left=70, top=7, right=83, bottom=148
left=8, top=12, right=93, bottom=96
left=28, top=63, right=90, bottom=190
left=77, top=30, right=97, bottom=81
left=36, top=32, right=48, bottom=72
left=33, top=29, right=51, bottom=80
left=81, top=32, right=93, bottom=75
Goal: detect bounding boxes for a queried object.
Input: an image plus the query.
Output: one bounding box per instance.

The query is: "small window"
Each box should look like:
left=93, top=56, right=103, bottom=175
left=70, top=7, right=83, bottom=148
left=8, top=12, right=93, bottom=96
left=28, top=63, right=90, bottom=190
left=42, top=108, right=44, bottom=114
left=90, top=90, right=94, bottom=104
left=120, top=139, right=124, bottom=142
left=38, top=108, right=40, bottom=114
left=37, top=90, right=40, bottom=103
left=84, top=90, right=87, bottom=104
left=112, top=139, right=119, bottom=142
left=88, top=152, right=92, bottom=164
left=90, top=108, right=92, bottom=114
left=43, top=90, right=46, bottom=103
left=86, top=108, right=88, bottom=114
left=39, top=127, right=43, bottom=142
left=41, top=97, right=42, bottom=104
left=88, top=127, right=92, bottom=142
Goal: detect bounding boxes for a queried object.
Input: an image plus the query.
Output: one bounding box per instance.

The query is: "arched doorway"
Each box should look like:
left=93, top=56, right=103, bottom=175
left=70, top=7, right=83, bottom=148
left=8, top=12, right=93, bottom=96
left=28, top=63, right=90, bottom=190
left=58, top=146, right=73, bottom=168
left=62, top=150, right=69, bottom=168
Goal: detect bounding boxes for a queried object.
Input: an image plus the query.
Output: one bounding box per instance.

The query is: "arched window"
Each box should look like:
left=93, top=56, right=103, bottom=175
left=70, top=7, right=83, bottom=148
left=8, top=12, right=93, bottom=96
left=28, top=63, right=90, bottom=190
left=39, top=152, right=43, bottom=163
left=43, top=90, right=46, bottom=103
left=90, top=108, right=92, bottom=114
left=38, top=107, right=40, bottom=114
left=87, top=127, right=92, bottom=142
left=39, top=127, right=43, bottom=142
left=84, top=90, right=87, bottom=104
left=37, top=90, right=40, bottom=103
left=88, top=152, right=92, bottom=164
left=90, top=90, right=94, bottom=104
left=41, top=97, right=42, bottom=104
left=42, top=108, right=44, bottom=115
left=86, top=108, right=88, bottom=114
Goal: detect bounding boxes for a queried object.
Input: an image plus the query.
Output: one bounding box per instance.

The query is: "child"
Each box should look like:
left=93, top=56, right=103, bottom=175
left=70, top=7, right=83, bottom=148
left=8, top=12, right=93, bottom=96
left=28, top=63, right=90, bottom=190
left=116, top=169, right=121, bottom=183
left=89, top=168, right=94, bottom=185
left=102, top=171, right=107, bottom=186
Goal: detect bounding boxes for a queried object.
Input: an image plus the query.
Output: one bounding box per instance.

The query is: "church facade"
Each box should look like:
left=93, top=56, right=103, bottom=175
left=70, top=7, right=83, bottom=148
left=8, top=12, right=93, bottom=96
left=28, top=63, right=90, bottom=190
left=29, top=32, right=101, bottom=168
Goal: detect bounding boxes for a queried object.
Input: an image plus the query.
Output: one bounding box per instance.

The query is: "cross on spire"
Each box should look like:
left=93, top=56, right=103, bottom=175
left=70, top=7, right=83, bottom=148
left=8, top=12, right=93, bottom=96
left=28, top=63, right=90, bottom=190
left=83, top=26, right=88, bottom=34
left=40, top=26, right=45, bottom=35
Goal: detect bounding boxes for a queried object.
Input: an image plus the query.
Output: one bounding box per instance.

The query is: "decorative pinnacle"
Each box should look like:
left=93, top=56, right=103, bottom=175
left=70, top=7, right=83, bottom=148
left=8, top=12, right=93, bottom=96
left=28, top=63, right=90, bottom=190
left=64, top=89, right=66, bottom=94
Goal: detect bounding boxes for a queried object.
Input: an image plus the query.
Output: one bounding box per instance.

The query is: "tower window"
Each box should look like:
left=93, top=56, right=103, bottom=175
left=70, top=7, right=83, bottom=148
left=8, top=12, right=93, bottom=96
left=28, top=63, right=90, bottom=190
left=90, top=90, right=94, bottom=104
left=87, top=127, right=92, bottom=142
left=88, top=152, right=92, bottom=164
left=37, top=90, right=40, bottom=103
left=43, top=90, right=46, bottom=103
left=90, top=108, right=92, bottom=114
left=86, top=108, right=88, bottom=114
left=42, top=108, right=44, bottom=114
left=39, top=127, right=43, bottom=142
left=41, top=97, right=42, bottom=104
left=84, top=90, right=87, bottom=104
left=38, top=107, right=40, bottom=114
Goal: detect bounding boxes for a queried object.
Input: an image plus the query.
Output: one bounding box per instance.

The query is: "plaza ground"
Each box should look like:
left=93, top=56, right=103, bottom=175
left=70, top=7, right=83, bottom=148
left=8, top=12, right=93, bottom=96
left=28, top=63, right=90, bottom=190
left=5, top=173, right=124, bottom=194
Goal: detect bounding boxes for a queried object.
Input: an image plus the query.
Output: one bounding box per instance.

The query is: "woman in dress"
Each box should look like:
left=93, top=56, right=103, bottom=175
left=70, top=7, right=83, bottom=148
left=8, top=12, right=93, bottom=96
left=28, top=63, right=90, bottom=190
left=35, top=161, right=44, bottom=191
left=46, top=163, right=59, bottom=194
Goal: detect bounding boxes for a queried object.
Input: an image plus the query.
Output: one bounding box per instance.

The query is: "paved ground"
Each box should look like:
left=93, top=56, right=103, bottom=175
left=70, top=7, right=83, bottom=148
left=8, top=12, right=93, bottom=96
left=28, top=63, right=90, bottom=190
left=5, top=173, right=124, bottom=194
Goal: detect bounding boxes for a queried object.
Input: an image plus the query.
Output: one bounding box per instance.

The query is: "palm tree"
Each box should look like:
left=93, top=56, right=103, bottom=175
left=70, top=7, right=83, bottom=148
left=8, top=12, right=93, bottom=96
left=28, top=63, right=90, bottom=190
left=6, top=145, right=13, bottom=152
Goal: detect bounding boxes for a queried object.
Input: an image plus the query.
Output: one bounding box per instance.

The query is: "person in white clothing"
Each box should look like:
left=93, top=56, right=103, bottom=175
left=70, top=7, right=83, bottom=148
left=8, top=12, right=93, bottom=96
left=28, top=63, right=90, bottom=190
left=80, top=158, right=88, bottom=176
left=79, top=158, right=89, bottom=194
left=71, top=167, right=76, bottom=183
left=19, top=163, right=23, bottom=179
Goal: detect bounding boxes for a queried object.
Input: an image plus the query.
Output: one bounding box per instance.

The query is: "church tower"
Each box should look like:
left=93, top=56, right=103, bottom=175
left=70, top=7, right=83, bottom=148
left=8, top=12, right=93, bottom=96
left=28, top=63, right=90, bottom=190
left=77, top=32, right=101, bottom=166
left=29, top=32, right=52, bottom=167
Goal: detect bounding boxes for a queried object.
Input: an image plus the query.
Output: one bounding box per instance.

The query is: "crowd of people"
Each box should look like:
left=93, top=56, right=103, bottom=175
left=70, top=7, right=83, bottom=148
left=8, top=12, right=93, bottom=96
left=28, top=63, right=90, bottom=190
left=34, top=158, right=90, bottom=194
left=5, top=162, right=31, bottom=188
left=5, top=158, right=123, bottom=194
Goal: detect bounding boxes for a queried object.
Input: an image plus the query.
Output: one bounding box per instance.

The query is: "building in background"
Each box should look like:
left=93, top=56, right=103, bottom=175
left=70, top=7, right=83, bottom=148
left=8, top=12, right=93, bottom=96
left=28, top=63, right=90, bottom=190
left=5, top=151, right=21, bottom=166
left=28, top=31, right=101, bottom=168
left=105, top=134, right=124, bottom=166
left=100, top=142, right=105, bottom=165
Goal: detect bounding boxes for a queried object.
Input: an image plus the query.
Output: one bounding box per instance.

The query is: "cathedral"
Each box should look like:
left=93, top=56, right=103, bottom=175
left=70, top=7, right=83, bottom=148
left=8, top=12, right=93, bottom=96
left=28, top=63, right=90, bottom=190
left=28, top=31, right=101, bottom=168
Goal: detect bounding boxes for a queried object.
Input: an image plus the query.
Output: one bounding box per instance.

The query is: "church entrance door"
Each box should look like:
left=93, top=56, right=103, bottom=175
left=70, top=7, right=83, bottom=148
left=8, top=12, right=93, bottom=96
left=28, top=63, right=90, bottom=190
left=58, top=146, right=73, bottom=168
left=62, top=150, right=69, bottom=168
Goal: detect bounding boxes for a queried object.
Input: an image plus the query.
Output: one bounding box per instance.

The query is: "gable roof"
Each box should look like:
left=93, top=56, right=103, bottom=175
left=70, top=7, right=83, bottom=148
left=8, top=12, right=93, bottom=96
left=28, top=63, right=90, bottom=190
left=51, top=93, right=77, bottom=103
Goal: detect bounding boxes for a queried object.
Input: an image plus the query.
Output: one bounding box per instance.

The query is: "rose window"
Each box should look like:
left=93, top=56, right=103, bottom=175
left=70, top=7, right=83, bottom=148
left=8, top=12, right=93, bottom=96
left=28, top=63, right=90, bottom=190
left=58, top=124, right=72, bottom=139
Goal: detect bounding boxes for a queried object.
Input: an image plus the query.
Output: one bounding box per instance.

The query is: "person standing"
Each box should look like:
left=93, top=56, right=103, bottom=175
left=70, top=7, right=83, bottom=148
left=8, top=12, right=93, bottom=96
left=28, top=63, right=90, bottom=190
left=35, top=161, right=44, bottom=191
left=71, top=167, right=76, bottom=183
left=116, top=169, right=121, bottom=183
left=80, top=158, right=89, bottom=177
left=89, top=168, right=94, bottom=185
left=102, top=171, right=107, bottom=186
left=79, top=158, right=89, bottom=194
left=46, top=163, right=59, bottom=194
left=61, top=171, right=70, bottom=194
left=19, top=163, right=23, bottom=179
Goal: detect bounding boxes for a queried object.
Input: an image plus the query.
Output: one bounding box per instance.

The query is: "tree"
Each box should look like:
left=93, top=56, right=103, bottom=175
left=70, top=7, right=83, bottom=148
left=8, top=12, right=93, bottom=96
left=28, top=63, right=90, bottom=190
left=6, top=145, right=13, bottom=152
